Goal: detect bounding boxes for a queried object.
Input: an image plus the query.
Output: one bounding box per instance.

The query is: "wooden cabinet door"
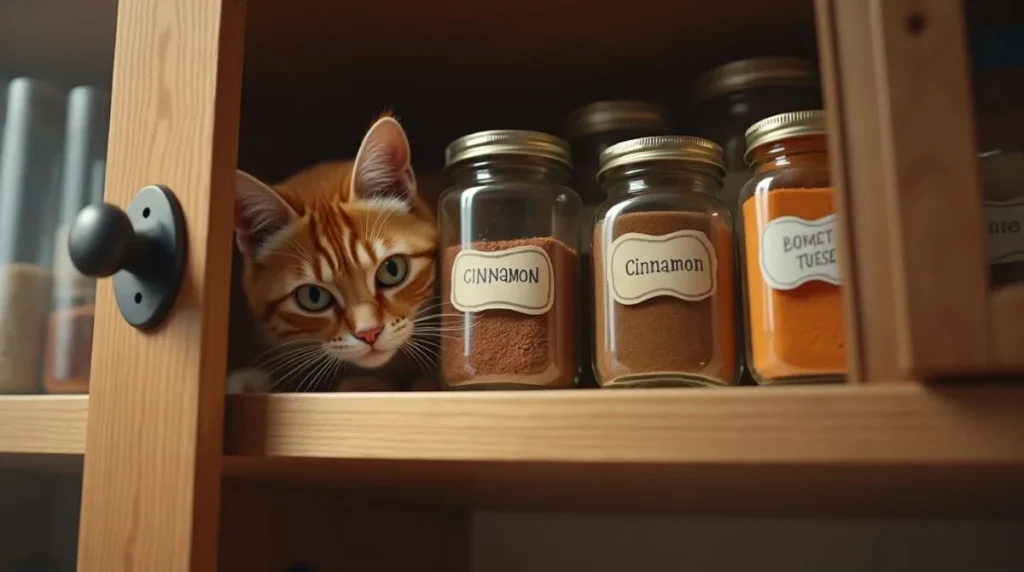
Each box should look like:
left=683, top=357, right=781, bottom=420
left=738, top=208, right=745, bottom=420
left=817, top=0, right=1024, bottom=381
left=77, top=0, right=245, bottom=570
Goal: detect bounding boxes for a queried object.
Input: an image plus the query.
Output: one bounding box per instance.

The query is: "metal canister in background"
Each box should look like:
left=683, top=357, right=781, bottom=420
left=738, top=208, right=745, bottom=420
left=45, top=85, right=111, bottom=394
left=688, top=57, right=821, bottom=216
left=562, top=101, right=674, bottom=208
left=0, top=78, right=66, bottom=393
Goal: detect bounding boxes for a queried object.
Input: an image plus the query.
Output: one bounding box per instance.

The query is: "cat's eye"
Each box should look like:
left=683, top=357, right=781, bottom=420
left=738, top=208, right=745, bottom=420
left=293, top=284, right=334, bottom=312
left=375, top=255, right=409, bottom=287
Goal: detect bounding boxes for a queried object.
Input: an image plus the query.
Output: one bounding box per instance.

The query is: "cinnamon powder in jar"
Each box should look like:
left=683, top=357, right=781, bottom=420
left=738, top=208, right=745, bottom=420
left=593, top=211, right=737, bottom=386
left=440, top=237, right=578, bottom=389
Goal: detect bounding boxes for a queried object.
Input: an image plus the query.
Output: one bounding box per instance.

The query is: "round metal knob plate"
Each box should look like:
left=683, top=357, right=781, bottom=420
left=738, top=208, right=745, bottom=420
left=109, top=185, right=187, bottom=329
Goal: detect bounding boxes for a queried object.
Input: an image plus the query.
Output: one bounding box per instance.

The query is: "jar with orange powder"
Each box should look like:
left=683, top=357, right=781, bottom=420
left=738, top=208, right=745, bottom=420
left=738, top=110, right=845, bottom=384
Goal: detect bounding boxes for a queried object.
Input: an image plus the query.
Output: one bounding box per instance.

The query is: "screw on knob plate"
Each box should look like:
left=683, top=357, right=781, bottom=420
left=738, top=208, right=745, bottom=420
left=68, top=185, right=187, bottom=330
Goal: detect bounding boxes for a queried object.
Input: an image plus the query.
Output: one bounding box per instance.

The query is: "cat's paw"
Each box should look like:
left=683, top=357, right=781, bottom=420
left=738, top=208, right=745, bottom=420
left=226, top=368, right=273, bottom=394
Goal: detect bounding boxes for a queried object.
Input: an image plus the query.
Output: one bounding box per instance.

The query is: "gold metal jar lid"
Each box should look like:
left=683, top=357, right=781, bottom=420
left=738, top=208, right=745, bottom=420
left=445, top=130, right=571, bottom=168
left=597, top=135, right=725, bottom=179
left=691, top=57, right=819, bottom=104
left=562, top=100, right=672, bottom=140
left=744, top=110, right=827, bottom=162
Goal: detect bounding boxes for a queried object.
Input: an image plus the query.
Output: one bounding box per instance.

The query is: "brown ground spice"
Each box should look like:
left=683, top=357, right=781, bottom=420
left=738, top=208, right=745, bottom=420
left=441, top=237, right=577, bottom=389
left=593, top=211, right=737, bottom=386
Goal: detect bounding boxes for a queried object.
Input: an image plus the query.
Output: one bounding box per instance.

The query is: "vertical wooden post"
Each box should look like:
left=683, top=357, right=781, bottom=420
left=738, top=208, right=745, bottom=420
left=816, top=0, right=991, bottom=381
left=77, top=0, right=245, bottom=569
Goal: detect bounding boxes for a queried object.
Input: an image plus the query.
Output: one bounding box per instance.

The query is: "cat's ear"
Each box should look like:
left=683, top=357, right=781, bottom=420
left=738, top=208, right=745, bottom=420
left=350, top=116, right=417, bottom=204
left=234, top=170, right=298, bottom=258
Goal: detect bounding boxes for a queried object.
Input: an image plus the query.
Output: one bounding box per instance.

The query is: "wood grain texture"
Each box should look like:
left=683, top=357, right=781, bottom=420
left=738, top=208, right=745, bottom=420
left=224, top=385, right=1024, bottom=465
left=219, top=481, right=470, bottom=571
left=872, top=0, right=992, bottom=377
left=816, top=0, right=899, bottom=382
left=990, top=285, right=1024, bottom=369
left=0, top=396, right=87, bottom=455
left=77, top=0, right=245, bottom=570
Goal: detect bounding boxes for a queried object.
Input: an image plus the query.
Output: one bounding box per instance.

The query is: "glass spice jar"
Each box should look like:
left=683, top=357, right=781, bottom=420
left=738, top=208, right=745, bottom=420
left=438, top=130, right=581, bottom=390
left=688, top=57, right=821, bottom=217
left=739, top=110, right=845, bottom=385
left=562, top=101, right=673, bottom=388
left=971, top=27, right=1024, bottom=288
left=593, top=136, right=739, bottom=388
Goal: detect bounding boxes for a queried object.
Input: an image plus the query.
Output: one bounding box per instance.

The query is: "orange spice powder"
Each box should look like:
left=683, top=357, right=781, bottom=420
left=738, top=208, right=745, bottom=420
left=741, top=187, right=845, bottom=381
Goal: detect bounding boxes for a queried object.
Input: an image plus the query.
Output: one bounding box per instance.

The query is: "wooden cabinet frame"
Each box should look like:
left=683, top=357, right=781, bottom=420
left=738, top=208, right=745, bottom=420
left=77, top=0, right=246, bottom=569
left=819, top=0, right=1024, bottom=381
left=67, top=0, right=1022, bottom=569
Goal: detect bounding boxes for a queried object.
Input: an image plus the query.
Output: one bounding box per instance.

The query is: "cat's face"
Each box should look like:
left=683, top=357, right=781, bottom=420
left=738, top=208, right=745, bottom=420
left=234, top=117, right=437, bottom=371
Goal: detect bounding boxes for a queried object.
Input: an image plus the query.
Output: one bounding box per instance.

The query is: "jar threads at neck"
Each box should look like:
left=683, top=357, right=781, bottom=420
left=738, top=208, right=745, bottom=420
left=597, top=135, right=726, bottom=181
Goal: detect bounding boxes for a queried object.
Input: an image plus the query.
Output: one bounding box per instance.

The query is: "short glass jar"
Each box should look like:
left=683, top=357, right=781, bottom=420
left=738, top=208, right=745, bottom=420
left=593, top=136, right=739, bottom=388
left=739, top=110, right=845, bottom=385
left=688, top=58, right=821, bottom=217
left=438, top=130, right=581, bottom=390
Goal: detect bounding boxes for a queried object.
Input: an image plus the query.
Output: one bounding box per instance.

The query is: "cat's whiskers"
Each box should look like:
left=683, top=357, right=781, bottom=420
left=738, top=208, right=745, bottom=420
left=293, top=354, right=332, bottom=393
left=367, top=204, right=387, bottom=246
left=403, top=338, right=441, bottom=370
left=270, top=351, right=326, bottom=391
left=285, top=234, right=315, bottom=265
left=251, top=338, right=319, bottom=362
left=400, top=342, right=432, bottom=373
left=301, top=355, right=338, bottom=393
left=261, top=347, right=324, bottom=378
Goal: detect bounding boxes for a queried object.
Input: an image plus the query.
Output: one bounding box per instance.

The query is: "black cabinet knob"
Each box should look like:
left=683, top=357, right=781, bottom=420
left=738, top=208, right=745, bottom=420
left=68, top=185, right=187, bottom=330
left=69, top=203, right=148, bottom=278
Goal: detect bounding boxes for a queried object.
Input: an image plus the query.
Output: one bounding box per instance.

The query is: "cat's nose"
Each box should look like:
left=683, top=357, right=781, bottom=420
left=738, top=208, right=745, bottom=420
left=353, top=325, right=383, bottom=345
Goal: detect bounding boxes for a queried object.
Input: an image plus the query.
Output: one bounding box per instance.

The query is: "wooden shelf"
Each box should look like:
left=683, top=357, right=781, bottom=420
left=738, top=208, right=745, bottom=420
left=0, top=396, right=88, bottom=455
left=222, top=383, right=1024, bottom=517
left=225, top=383, right=1024, bottom=463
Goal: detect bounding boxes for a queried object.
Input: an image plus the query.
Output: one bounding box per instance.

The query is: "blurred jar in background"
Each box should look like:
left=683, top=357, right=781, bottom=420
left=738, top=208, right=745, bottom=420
left=687, top=57, right=821, bottom=217
left=971, top=27, right=1024, bottom=288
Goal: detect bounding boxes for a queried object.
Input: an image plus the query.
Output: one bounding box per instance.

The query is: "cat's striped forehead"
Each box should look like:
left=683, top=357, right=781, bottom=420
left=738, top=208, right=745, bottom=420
left=291, top=197, right=433, bottom=283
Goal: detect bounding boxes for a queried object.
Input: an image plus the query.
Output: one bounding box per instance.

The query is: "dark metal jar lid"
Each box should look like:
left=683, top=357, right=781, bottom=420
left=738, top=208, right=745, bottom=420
left=691, top=57, right=819, bottom=105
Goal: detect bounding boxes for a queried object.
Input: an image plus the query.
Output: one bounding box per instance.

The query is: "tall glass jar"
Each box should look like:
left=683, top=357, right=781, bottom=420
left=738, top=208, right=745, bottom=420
left=739, top=110, right=845, bottom=385
left=562, top=101, right=673, bottom=388
left=688, top=58, right=821, bottom=217
left=438, top=130, right=581, bottom=390
left=593, top=136, right=738, bottom=388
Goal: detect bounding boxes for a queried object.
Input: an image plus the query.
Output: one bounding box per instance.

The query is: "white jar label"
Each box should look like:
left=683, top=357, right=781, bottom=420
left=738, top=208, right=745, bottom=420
left=450, top=246, right=554, bottom=315
left=759, top=214, right=840, bottom=290
left=985, top=197, right=1024, bottom=264
left=608, top=230, right=717, bottom=305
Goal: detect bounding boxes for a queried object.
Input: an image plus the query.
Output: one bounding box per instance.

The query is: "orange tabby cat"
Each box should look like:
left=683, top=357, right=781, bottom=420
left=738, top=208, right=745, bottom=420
left=227, top=116, right=438, bottom=393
